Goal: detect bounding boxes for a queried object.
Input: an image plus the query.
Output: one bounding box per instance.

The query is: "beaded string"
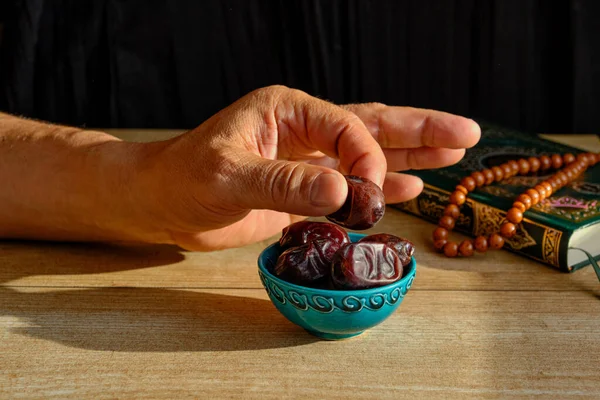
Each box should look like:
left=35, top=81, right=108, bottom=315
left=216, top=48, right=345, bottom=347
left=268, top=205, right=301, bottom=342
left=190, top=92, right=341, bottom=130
left=433, top=151, right=600, bottom=257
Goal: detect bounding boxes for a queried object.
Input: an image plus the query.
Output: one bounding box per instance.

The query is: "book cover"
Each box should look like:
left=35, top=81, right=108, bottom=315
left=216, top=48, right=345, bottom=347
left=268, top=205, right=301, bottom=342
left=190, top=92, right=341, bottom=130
left=390, top=121, right=600, bottom=273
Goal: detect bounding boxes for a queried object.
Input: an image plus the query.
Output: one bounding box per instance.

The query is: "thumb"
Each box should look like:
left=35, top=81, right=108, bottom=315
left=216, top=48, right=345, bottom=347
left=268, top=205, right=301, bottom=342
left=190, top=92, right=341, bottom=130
left=229, top=154, right=348, bottom=216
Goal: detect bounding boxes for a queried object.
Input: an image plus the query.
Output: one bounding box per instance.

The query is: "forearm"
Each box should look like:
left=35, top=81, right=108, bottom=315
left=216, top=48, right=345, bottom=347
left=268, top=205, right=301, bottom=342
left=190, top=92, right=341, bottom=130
left=0, top=112, right=170, bottom=243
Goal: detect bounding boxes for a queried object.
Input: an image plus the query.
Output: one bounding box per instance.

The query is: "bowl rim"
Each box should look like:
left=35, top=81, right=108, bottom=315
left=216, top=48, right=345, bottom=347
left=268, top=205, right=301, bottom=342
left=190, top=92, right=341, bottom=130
left=257, top=232, right=417, bottom=296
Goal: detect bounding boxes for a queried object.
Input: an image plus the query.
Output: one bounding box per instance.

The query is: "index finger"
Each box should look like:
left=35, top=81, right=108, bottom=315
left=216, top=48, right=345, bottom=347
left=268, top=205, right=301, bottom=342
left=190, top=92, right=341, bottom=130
left=343, top=103, right=481, bottom=150
left=273, top=87, right=387, bottom=187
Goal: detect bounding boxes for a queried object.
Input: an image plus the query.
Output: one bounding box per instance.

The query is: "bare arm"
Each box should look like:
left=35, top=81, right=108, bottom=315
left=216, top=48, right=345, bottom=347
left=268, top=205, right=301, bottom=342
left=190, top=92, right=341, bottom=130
left=0, top=86, right=480, bottom=250
left=0, top=112, right=169, bottom=243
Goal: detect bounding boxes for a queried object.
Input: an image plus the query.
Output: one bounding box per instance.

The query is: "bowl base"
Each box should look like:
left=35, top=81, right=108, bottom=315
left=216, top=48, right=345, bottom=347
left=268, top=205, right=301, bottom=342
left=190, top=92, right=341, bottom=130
left=305, top=329, right=364, bottom=341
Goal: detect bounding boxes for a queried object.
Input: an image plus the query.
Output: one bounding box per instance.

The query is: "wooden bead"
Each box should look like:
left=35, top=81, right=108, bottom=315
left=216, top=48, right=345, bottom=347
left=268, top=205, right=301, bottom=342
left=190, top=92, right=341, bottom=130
left=568, top=170, right=578, bottom=181
left=564, top=168, right=574, bottom=181
left=506, top=207, right=523, bottom=224
left=443, top=204, right=461, bottom=219
left=439, top=215, right=456, bottom=230
left=500, top=222, right=517, bottom=238
left=541, top=181, right=552, bottom=195
left=539, top=155, right=552, bottom=170
left=434, top=239, right=448, bottom=251
left=491, top=166, right=504, bottom=181
left=460, top=177, right=476, bottom=192
left=563, top=153, right=575, bottom=164
left=556, top=172, right=569, bottom=186
left=516, top=194, right=532, bottom=209
left=488, top=233, right=505, bottom=249
left=449, top=190, right=466, bottom=205
left=474, top=236, right=488, bottom=252
left=568, top=169, right=579, bottom=180
left=471, top=171, right=486, bottom=187
left=518, top=158, right=530, bottom=175
left=443, top=242, right=459, bottom=257
left=433, top=227, right=449, bottom=241
left=455, top=185, right=469, bottom=195
left=525, top=189, right=540, bottom=205
left=577, top=153, right=589, bottom=166
left=458, top=240, right=474, bottom=257
left=595, top=153, right=600, bottom=164
left=549, top=178, right=559, bottom=191
left=551, top=154, right=563, bottom=169
left=508, top=160, right=520, bottom=175
left=528, top=157, right=541, bottom=173
left=482, top=169, right=495, bottom=185
left=534, top=185, right=547, bottom=201
left=512, top=201, right=526, bottom=213
left=501, top=163, right=513, bottom=177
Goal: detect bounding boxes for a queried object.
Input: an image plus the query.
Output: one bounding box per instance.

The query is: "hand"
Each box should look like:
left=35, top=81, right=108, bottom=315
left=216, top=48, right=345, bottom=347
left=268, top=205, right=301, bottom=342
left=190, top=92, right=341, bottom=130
left=137, top=85, right=480, bottom=250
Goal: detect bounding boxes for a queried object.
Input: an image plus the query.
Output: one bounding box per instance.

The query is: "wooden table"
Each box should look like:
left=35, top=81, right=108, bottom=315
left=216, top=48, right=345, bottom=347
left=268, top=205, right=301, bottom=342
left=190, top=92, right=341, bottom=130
left=2, top=130, right=599, bottom=399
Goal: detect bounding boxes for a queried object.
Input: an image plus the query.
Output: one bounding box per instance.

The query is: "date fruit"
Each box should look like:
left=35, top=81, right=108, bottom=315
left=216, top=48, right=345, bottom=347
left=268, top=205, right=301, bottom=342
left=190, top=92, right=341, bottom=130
left=326, top=175, right=385, bottom=230
left=279, top=221, right=350, bottom=250
left=331, top=242, right=403, bottom=290
left=274, top=238, right=342, bottom=287
left=359, top=233, right=415, bottom=267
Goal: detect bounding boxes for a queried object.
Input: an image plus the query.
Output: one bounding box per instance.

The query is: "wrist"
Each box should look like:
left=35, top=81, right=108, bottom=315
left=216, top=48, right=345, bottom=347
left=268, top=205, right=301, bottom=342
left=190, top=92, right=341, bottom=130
left=0, top=119, right=174, bottom=244
left=80, top=134, right=175, bottom=244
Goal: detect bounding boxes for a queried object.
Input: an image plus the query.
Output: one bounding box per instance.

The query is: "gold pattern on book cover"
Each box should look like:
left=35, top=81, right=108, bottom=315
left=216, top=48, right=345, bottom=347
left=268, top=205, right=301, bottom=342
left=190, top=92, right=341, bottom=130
left=397, top=198, right=421, bottom=216
left=542, top=229, right=562, bottom=268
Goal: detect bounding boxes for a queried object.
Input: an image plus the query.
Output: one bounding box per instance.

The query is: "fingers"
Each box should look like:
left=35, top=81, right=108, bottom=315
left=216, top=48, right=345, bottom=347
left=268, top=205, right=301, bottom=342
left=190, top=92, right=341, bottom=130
left=342, top=103, right=481, bottom=150
left=383, top=147, right=466, bottom=171
left=382, top=172, right=424, bottom=204
left=271, top=87, right=387, bottom=187
left=226, top=153, right=348, bottom=217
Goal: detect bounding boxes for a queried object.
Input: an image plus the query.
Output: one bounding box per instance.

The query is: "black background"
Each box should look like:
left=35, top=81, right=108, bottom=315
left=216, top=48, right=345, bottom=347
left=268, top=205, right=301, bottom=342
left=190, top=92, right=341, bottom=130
left=1, top=0, right=599, bottom=134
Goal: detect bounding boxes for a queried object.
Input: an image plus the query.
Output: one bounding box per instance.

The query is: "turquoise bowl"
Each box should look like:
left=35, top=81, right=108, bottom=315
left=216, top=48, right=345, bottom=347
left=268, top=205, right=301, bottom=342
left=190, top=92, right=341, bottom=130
left=257, top=232, right=416, bottom=340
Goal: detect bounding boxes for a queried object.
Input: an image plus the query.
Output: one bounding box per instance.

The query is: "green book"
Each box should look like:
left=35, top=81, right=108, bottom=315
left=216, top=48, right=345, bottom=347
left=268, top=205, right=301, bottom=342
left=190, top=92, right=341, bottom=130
left=390, top=121, right=600, bottom=273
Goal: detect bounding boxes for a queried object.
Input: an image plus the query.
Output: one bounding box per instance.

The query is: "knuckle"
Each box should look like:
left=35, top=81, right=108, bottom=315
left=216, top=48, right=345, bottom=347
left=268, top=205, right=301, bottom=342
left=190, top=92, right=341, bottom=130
left=414, top=114, right=435, bottom=146
left=253, top=85, right=290, bottom=100
left=247, top=85, right=292, bottom=112
left=406, top=150, right=419, bottom=170
left=337, top=113, right=364, bottom=138
left=365, top=101, right=386, bottom=109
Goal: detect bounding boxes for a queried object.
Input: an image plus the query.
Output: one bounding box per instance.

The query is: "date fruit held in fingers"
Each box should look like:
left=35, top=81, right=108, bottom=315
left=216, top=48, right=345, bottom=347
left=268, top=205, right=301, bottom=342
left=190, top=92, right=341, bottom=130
left=326, top=175, right=385, bottom=230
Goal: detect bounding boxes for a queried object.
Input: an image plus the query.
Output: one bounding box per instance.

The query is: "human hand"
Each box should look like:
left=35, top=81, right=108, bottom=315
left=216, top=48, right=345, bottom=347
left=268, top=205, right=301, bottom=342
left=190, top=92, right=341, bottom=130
left=136, top=85, right=480, bottom=250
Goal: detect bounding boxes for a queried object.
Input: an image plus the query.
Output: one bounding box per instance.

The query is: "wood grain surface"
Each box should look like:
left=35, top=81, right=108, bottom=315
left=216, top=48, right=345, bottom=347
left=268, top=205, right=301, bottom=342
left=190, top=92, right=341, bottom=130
left=1, top=131, right=599, bottom=399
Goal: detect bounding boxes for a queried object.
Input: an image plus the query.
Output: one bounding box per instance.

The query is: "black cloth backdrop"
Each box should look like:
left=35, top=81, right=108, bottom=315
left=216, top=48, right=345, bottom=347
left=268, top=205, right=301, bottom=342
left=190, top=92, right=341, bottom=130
left=1, top=0, right=599, bottom=134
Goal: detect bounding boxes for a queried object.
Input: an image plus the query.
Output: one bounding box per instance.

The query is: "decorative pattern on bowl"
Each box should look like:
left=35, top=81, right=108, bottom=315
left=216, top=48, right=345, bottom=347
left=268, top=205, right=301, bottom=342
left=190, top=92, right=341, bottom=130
left=258, top=270, right=414, bottom=313
left=257, top=232, right=417, bottom=340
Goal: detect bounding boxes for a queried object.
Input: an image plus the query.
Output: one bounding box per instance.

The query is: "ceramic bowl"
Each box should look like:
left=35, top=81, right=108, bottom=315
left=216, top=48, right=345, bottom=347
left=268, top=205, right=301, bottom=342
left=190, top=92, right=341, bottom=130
left=257, top=232, right=416, bottom=340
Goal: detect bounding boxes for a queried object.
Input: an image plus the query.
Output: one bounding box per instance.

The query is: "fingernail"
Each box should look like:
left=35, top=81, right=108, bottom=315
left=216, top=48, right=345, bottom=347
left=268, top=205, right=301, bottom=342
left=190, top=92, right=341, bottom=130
left=310, top=173, right=341, bottom=207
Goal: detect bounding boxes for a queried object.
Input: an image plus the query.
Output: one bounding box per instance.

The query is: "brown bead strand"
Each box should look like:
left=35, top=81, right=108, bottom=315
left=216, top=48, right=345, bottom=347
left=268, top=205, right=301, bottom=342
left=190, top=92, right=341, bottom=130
left=434, top=152, right=599, bottom=257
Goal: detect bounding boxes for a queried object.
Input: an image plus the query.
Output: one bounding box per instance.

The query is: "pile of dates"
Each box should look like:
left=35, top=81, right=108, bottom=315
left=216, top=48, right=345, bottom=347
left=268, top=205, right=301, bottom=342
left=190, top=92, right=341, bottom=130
left=271, top=175, right=415, bottom=290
